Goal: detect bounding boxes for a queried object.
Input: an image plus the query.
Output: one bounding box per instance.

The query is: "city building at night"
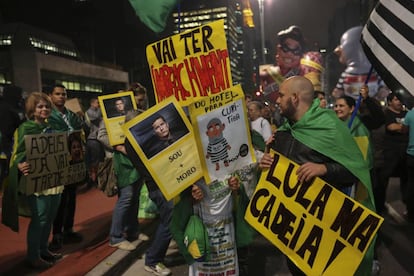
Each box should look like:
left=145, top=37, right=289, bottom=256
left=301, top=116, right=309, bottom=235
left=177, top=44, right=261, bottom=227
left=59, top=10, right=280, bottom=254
left=0, top=23, right=129, bottom=99
left=172, top=0, right=254, bottom=92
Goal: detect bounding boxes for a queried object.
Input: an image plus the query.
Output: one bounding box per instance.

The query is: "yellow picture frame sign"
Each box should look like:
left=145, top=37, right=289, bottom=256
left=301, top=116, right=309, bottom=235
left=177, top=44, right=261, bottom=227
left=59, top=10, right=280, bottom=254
left=146, top=19, right=233, bottom=106
left=98, top=91, right=137, bottom=146
left=123, top=96, right=203, bottom=200
left=245, top=150, right=384, bottom=276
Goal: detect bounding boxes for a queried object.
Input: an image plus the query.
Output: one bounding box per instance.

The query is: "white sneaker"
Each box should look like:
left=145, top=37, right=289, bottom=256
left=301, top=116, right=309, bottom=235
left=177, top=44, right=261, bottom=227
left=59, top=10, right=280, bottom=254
left=139, top=233, right=150, bottom=241
left=144, top=262, right=172, bottom=276
left=109, top=240, right=136, bottom=251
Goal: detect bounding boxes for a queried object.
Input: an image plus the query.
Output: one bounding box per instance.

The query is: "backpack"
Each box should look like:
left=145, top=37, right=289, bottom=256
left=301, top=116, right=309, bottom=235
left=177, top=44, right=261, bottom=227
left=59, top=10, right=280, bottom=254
left=96, top=157, right=118, bottom=197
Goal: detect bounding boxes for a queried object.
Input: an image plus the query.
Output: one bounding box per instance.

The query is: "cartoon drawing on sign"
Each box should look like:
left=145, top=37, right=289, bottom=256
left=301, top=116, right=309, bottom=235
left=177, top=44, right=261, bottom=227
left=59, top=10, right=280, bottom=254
left=205, top=118, right=231, bottom=171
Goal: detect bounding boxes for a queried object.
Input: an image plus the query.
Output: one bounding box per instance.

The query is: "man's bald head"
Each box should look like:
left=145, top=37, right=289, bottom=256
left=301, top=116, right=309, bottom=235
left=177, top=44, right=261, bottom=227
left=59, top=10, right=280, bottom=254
left=283, top=76, right=315, bottom=104
left=277, top=76, right=315, bottom=122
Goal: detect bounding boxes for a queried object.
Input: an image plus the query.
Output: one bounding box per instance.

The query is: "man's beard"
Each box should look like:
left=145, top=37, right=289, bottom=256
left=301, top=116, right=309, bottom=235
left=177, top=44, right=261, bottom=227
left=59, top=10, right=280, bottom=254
left=281, top=98, right=295, bottom=121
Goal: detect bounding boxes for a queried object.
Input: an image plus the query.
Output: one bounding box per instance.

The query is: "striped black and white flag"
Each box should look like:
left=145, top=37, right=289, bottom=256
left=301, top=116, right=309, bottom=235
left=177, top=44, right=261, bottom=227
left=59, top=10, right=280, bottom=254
left=361, top=0, right=414, bottom=96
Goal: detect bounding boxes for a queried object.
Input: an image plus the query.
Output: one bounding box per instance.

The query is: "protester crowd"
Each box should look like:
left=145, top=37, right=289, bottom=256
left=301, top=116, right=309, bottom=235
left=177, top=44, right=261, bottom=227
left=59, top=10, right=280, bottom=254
left=0, top=24, right=413, bottom=276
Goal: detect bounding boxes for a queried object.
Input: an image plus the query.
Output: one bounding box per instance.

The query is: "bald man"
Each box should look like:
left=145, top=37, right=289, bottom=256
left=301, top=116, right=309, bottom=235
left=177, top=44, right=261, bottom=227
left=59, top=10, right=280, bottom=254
left=260, top=76, right=376, bottom=276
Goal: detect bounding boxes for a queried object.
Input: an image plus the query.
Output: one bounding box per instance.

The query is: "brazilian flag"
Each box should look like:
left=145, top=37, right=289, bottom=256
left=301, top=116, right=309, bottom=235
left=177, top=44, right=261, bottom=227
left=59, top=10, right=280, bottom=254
left=347, top=116, right=373, bottom=170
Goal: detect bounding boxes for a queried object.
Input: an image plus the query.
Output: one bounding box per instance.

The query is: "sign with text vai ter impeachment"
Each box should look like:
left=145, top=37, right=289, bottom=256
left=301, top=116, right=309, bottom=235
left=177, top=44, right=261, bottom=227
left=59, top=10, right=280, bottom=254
left=146, top=19, right=232, bottom=106
left=245, top=150, right=383, bottom=276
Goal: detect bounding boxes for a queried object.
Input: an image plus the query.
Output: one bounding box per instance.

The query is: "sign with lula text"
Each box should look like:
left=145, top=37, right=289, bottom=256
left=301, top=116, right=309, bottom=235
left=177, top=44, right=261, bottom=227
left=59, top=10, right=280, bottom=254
left=245, top=150, right=383, bottom=275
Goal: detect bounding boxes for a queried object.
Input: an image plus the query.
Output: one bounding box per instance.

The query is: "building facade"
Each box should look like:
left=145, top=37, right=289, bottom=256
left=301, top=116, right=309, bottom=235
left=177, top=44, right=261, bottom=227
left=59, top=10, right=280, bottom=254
left=0, top=23, right=129, bottom=101
left=171, top=0, right=257, bottom=94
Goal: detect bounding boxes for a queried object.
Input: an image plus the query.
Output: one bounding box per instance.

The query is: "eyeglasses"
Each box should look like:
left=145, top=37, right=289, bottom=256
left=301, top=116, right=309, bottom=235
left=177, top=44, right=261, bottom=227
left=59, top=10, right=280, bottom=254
left=280, top=44, right=302, bottom=56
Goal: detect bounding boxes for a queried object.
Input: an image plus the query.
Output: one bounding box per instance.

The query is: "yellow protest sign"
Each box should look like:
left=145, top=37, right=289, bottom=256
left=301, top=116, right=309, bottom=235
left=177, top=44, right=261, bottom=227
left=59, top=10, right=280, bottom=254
left=24, top=132, right=69, bottom=194
left=189, top=85, right=256, bottom=183
left=98, top=91, right=137, bottom=146
left=123, top=97, right=203, bottom=200
left=146, top=19, right=232, bottom=106
left=245, top=150, right=383, bottom=275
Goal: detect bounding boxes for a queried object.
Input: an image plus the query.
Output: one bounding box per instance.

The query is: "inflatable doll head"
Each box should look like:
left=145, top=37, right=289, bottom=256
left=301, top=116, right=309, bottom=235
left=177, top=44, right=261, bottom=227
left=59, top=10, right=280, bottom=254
left=334, top=26, right=371, bottom=74
left=276, top=25, right=306, bottom=75
left=332, top=26, right=383, bottom=99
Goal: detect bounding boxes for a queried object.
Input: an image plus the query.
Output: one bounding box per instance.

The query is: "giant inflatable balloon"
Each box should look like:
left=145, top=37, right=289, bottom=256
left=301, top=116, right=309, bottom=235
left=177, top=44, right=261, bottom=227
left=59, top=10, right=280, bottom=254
left=259, top=25, right=323, bottom=102
left=332, top=26, right=383, bottom=100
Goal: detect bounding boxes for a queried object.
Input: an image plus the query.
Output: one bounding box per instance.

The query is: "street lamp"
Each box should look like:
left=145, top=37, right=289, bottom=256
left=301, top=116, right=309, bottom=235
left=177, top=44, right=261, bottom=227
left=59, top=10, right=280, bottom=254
left=258, top=0, right=266, bottom=64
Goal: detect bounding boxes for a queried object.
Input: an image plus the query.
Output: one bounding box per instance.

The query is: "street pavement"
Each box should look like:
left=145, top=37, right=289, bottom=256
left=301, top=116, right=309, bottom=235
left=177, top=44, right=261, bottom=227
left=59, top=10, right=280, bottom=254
left=0, top=184, right=118, bottom=276
left=1, top=178, right=413, bottom=276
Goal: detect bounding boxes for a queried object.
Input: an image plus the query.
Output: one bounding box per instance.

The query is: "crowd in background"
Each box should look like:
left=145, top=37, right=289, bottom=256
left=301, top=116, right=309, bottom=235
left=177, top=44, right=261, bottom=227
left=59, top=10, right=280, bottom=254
left=0, top=24, right=414, bottom=276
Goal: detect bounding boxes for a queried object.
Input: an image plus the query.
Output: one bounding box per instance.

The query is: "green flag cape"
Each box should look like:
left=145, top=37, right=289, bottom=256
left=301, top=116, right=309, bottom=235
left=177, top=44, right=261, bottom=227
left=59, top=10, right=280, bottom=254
left=347, top=116, right=374, bottom=170
left=48, top=108, right=83, bottom=132
left=128, top=0, right=179, bottom=33
left=278, top=101, right=376, bottom=276
left=1, top=121, right=51, bottom=232
left=278, top=100, right=375, bottom=210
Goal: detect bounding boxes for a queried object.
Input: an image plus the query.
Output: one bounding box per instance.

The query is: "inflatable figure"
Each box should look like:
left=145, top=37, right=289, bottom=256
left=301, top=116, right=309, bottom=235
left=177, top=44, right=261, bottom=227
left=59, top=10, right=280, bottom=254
left=332, top=26, right=384, bottom=100
left=259, top=26, right=305, bottom=101
left=300, top=51, right=324, bottom=92
left=260, top=25, right=323, bottom=102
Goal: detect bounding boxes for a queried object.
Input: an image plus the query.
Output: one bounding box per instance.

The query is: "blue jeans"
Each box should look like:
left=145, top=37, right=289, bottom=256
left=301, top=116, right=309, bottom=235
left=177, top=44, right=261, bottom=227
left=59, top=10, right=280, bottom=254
left=27, top=193, right=61, bottom=261
left=110, top=180, right=142, bottom=244
left=145, top=189, right=173, bottom=266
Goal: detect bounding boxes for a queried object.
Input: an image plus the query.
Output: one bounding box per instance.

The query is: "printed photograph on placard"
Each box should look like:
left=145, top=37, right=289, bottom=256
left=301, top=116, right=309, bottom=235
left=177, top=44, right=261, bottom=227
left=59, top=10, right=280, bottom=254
left=128, top=102, right=189, bottom=159
left=98, top=91, right=137, bottom=146
left=123, top=97, right=203, bottom=200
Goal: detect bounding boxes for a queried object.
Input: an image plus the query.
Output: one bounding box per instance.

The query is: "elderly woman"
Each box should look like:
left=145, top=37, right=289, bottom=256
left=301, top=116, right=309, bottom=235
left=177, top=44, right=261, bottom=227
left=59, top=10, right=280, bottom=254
left=2, top=92, right=63, bottom=269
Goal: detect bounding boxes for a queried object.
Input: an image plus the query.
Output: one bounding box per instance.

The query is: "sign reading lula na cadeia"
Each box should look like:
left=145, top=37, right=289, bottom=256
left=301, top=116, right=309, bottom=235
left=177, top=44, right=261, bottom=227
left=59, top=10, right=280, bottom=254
left=245, top=150, right=383, bottom=275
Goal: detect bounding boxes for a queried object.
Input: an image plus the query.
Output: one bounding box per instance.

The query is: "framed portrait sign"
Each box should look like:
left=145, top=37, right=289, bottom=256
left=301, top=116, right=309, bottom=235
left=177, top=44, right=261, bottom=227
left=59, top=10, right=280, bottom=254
left=123, top=96, right=203, bottom=200
left=98, top=91, right=137, bottom=146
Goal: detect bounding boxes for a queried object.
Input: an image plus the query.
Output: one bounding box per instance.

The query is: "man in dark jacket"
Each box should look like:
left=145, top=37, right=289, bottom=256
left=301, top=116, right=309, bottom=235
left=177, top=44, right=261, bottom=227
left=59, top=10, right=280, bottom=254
left=260, top=76, right=375, bottom=276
